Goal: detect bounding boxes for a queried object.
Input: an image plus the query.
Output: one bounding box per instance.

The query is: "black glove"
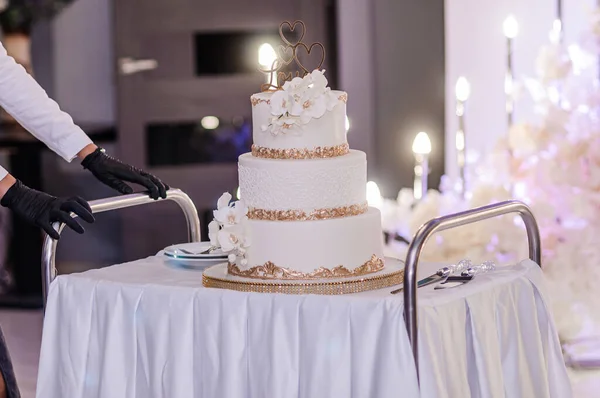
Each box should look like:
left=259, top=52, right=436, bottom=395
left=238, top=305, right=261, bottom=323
left=82, top=148, right=168, bottom=200
left=0, top=180, right=95, bottom=240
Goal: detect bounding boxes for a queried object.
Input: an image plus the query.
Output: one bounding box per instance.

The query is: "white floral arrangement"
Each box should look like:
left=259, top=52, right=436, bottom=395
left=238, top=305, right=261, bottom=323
left=262, top=69, right=339, bottom=136
left=208, top=192, right=251, bottom=266
left=384, top=10, right=600, bottom=341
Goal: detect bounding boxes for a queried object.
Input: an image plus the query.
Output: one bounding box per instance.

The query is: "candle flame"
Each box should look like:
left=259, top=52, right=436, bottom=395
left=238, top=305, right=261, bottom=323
left=366, top=181, right=383, bottom=209
left=503, top=15, right=519, bottom=39
left=455, top=76, right=471, bottom=102
left=412, top=132, right=432, bottom=155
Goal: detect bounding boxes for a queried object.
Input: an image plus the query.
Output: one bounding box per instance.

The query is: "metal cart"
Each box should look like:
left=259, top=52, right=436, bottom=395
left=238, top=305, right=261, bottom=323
left=40, top=189, right=201, bottom=308
left=40, top=193, right=543, bottom=390
left=402, top=199, right=542, bottom=384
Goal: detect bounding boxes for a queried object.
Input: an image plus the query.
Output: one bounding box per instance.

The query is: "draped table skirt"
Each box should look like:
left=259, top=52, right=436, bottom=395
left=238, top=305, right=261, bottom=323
left=36, top=256, right=571, bottom=398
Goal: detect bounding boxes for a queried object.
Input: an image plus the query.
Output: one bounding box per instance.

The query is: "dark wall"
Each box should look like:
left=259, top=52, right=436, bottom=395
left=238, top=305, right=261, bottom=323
left=371, top=0, right=445, bottom=198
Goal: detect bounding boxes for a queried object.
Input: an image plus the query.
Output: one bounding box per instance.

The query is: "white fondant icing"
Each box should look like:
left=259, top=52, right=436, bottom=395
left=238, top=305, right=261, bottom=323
left=239, top=150, right=366, bottom=212
left=251, top=90, right=347, bottom=150
left=244, top=208, right=384, bottom=274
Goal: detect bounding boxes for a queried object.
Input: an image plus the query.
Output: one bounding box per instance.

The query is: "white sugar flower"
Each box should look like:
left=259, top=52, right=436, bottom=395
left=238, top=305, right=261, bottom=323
left=270, top=90, right=293, bottom=116
left=216, top=192, right=232, bottom=210
left=264, top=69, right=340, bottom=135
left=217, top=224, right=245, bottom=252
left=208, top=220, right=220, bottom=246
left=208, top=192, right=251, bottom=263
left=214, top=200, right=248, bottom=227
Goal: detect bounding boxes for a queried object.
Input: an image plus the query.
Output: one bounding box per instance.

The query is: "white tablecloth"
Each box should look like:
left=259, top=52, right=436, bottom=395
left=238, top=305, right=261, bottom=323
left=36, top=256, right=571, bottom=398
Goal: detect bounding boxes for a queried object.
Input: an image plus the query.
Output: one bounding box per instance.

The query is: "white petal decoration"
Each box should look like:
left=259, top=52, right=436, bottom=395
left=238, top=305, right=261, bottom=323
left=217, top=192, right=232, bottom=210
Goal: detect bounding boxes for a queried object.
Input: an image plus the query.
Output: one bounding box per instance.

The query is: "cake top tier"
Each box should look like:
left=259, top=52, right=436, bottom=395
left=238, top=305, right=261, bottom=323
left=251, top=70, right=348, bottom=159
left=250, top=20, right=348, bottom=159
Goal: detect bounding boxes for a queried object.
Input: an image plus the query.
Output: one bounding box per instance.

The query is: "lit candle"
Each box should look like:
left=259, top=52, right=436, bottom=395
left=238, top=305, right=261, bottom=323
left=503, top=15, right=518, bottom=129
left=236, top=186, right=241, bottom=200
left=455, top=76, right=470, bottom=197
left=412, top=132, right=431, bottom=200
left=548, top=0, right=563, bottom=44
left=258, top=43, right=278, bottom=85
left=366, top=181, right=383, bottom=209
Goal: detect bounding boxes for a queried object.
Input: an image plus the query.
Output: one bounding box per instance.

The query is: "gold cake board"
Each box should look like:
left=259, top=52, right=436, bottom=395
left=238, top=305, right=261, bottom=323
left=202, top=257, right=404, bottom=295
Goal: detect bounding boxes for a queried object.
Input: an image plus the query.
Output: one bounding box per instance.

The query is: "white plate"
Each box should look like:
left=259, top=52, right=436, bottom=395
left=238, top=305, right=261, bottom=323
left=165, top=257, right=226, bottom=270
left=163, top=242, right=227, bottom=260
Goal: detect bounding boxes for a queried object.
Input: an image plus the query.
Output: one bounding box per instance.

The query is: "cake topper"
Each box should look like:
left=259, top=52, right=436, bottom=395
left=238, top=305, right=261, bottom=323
left=259, top=20, right=326, bottom=92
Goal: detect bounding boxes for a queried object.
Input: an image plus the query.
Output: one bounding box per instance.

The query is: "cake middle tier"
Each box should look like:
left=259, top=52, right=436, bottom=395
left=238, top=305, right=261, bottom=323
left=239, top=150, right=367, bottom=219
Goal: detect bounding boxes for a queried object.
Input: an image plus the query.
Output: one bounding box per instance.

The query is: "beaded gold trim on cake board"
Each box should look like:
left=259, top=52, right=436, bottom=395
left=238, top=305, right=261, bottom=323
left=248, top=202, right=368, bottom=221
left=251, top=143, right=349, bottom=159
left=202, top=268, right=404, bottom=295
left=228, top=254, right=384, bottom=280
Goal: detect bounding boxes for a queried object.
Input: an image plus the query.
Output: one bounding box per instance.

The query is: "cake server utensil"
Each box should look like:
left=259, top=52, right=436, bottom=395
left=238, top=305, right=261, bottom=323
left=390, top=266, right=452, bottom=294
left=390, top=259, right=472, bottom=295
left=434, top=275, right=474, bottom=290
left=434, top=260, right=496, bottom=290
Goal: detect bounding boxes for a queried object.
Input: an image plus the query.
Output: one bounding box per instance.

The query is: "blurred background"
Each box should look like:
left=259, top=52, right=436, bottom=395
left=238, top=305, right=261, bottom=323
left=0, top=0, right=446, bottom=308
left=2, top=0, right=600, bottom=396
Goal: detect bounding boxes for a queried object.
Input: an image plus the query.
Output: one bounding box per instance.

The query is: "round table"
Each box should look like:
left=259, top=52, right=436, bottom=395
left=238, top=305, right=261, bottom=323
left=36, top=255, right=570, bottom=398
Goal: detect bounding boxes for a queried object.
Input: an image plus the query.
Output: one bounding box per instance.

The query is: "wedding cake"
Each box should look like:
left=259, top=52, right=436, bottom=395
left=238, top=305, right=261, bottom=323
left=203, top=21, right=399, bottom=290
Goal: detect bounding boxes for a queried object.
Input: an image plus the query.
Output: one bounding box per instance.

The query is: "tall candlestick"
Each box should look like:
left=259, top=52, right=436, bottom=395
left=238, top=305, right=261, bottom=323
left=455, top=76, right=470, bottom=198
left=551, top=0, right=563, bottom=44
left=412, top=132, right=431, bottom=200
left=503, top=15, right=518, bottom=129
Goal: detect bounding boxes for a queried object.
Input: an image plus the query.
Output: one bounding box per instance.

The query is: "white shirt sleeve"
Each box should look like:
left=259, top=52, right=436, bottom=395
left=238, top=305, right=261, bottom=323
left=0, top=41, right=93, bottom=180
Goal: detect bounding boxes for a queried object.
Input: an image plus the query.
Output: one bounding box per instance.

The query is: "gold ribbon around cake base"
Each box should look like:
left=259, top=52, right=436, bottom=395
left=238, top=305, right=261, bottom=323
left=251, top=143, right=350, bottom=160
left=248, top=202, right=368, bottom=222
left=228, top=254, right=384, bottom=280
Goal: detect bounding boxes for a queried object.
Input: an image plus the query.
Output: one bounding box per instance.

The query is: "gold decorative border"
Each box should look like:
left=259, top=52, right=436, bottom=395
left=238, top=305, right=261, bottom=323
left=228, top=254, right=383, bottom=280
left=251, top=143, right=349, bottom=159
left=248, top=202, right=368, bottom=221
left=203, top=267, right=404, bottom=295
left=250, top=94, right=347, bottom=107
left=251, top=97, right=271, bottom=106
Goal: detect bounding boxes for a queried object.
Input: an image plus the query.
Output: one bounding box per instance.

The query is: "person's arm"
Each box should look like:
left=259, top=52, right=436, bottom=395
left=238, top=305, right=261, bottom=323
left=0, top=41, right=168, bottom=199
left=0, top=41, right=93, bottom=162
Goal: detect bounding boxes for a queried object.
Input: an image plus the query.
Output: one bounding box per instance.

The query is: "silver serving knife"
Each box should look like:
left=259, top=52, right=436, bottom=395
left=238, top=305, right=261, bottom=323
left=390, top=266, right=452, bottom=294
left=434, top=274, right=474, bottom=290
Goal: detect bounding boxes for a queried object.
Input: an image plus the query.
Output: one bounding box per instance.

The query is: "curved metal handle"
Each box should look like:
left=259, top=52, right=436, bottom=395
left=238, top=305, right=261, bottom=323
left=41, top=189, right=201, bottom=308
left=403, top=200, right=541, bottom=382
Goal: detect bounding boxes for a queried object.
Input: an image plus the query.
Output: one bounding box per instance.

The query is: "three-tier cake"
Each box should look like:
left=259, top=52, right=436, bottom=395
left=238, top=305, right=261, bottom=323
left=202, top=21, right=403, bottom=294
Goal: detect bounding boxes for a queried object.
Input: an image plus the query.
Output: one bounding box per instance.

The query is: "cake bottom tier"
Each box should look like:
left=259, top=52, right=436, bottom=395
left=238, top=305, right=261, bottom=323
left=230, top=208, right=384, bottom=279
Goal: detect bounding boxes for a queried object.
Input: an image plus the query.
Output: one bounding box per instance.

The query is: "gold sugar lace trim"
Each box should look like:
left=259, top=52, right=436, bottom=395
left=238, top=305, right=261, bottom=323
left=251, top=143, right=349, bottom=159
left=247, top=203, right=368, bottom=221
left=251, top=94, right=346, bottom=107
left=227, top=254, right=384, bottom=280
left=251, top=97, right=271, bottom=106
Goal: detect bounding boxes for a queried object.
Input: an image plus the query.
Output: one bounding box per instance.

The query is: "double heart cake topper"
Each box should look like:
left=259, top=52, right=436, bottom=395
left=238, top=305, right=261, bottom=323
left=259, top=20, right=326, bottom=92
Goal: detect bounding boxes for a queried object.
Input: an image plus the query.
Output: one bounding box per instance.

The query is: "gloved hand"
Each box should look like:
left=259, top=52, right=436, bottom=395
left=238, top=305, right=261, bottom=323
left=82, top=148, right=168, bottom=200
left=0, top=180, right=95, bottom=240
